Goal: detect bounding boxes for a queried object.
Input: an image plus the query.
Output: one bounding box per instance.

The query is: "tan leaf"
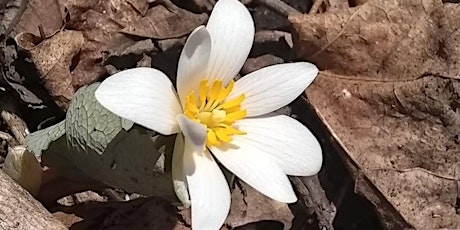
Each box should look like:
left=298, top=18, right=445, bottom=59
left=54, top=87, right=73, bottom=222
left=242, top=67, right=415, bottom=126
left=177, top=180, right=294, bottom=230
left=121, top=4, right=208, bottom=39
left=290, top=0, right=460, bottom=81
left=52, top=0, right=145, bottom=88
left=225, top=181, right=294, bottom=229
left=27, top=30, right=84, bottom=108
left=127, top=0, right=149, bottom=16
left=15, top=0, right=66, bottom=38
left=290, top=0, right=460, bottom=228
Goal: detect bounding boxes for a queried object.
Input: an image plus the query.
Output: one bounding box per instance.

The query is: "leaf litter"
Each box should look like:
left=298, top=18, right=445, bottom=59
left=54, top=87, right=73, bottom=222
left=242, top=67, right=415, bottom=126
left=3, top=0, right=459, bottom=229
left=291, top=0, right=460, bottom=228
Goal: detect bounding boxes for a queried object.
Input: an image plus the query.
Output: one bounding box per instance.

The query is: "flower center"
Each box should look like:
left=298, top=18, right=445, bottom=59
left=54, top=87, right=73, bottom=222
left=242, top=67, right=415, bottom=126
left=184, top=79, right=246, bottom=147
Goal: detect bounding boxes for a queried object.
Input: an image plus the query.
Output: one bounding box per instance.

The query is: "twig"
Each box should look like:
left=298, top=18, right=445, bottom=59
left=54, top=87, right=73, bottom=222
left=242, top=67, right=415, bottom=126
left=254, top=0, right=301, bottom=17
left=309, top=0, right=324, bottom=14
left=254, top=30, right=292, bottom=46
left=291, top=176, right=336, bottom=229
left=1, top=110, right=28, bottom=145
left=0, top=130, right=18, bottom=146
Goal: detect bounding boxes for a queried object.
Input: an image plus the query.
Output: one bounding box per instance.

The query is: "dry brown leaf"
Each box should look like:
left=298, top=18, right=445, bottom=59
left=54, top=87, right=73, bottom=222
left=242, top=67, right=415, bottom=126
left=225, top=181, right=294, bottom=229
left=177, top=180, right=294, bottom=230
left=292, top=0, right=460, bottom=81
left=127, top=0, right=149, bottom=16
left=15, top=0, right=65, bottom=38
left=64, top=0, right=142, bottom=88
left=26, top=30, right=84, bottom=108
left=121, top=4, right=208, bottom=39
left=290, top=0, right=460, bottom=228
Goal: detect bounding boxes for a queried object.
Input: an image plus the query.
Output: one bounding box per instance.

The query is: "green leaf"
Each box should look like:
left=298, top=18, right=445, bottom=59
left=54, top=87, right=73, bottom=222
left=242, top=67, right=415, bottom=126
left=26, top=83, right=176, bottom=199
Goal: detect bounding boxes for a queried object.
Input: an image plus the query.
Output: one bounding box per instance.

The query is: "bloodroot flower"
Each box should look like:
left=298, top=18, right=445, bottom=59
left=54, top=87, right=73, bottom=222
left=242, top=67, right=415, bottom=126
left=95, top=0, right=322, bottom=229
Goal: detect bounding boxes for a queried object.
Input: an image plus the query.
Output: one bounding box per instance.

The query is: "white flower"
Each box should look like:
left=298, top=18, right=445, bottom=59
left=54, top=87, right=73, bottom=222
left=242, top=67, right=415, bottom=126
left=95, top=0, right=322, bottom=229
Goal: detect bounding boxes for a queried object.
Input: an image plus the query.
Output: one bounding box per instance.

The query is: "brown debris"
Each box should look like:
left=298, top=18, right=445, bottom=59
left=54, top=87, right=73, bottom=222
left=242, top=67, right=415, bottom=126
left=15, top=0, right=66, bottom=38
left=176, top=180, right=294, bottom=229
left=291, top=0, right=460, bottom=228
left=225, top=181, right=294, bottom=229
left=127, top=0, right=149, bottom=16
left=1, top=111, right=28, bottom=145
left=24, top=30, right=84, bottom=108
left=241, top=54, right=284, bottom=75
left=121, top=3, right=207, bottom=39
left=52, top=197, right=178, bottom=230
left=290, top=0, right=460, bottom=81
left=0, top=169, right=66, bottom=230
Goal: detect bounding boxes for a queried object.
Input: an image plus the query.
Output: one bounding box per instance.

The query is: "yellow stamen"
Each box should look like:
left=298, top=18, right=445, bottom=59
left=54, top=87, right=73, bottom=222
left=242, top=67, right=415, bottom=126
left=206, top=129, right=220, bottom=146
left=184, top=79, right=246, bottom=147
left=220, top=94, right=245, bottom=110
left=198, top=79, right=208, bottom=109
left=225, top=110, right=247, bottom=123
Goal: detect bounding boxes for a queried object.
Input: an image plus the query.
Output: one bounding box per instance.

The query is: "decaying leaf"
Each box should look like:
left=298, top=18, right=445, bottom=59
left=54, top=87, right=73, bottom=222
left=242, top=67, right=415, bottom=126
left=64, top=0, right=144, bottom=88
left=225, top=181, right=294, bottom=229
left=127, top=0, right=149, bottom=16
left=290, top=0, right=460, bottom=228
left=178, top=180, right=294, bottom=229
left=1, top=0, right=29, bottom=39
left=22, top=30, right=84, bottom=108
left=121, top=3, right=208, bottom=39
left=15, top=0, right=65, bottom=38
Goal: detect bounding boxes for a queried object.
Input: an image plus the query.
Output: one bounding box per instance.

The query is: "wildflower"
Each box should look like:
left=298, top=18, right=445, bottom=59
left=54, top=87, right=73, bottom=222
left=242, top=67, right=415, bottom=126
left=95, top=0, right=322, bottom=229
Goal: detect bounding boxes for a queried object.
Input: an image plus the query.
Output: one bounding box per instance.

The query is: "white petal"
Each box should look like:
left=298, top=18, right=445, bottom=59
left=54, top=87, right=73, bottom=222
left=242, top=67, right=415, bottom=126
left=209, top=144, right=297, bottom=203
left=177, top=26, right=211, bottom=105
left=172, top=134, right=190, bottom=207
left=177, top=114, right=206, bottom=154
left=183, top=139, right=230, bottom=230
left=205, top=0, right=255, bottom=85
left=229, top=62, right=318, bottom=117
left=95, top=67, right=182, bottom=135
left=234, top=115, right=322, bottom=176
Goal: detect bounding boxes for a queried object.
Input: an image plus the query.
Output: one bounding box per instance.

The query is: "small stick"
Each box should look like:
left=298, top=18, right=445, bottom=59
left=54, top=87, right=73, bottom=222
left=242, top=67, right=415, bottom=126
left=254, top=0, right=301, bottom=17
left=1, top=111, right=28, bottom=145
left=309, top=0, right=324, bottom=14
left=254, top=30, right=292, bottom=46
left=0, top=130, right=18, bottom=146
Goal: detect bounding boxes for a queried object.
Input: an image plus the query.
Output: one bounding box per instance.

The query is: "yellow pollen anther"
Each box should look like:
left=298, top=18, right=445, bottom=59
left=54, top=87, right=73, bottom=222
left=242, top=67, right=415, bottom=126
left=184, top=79, right=246, bottom=147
